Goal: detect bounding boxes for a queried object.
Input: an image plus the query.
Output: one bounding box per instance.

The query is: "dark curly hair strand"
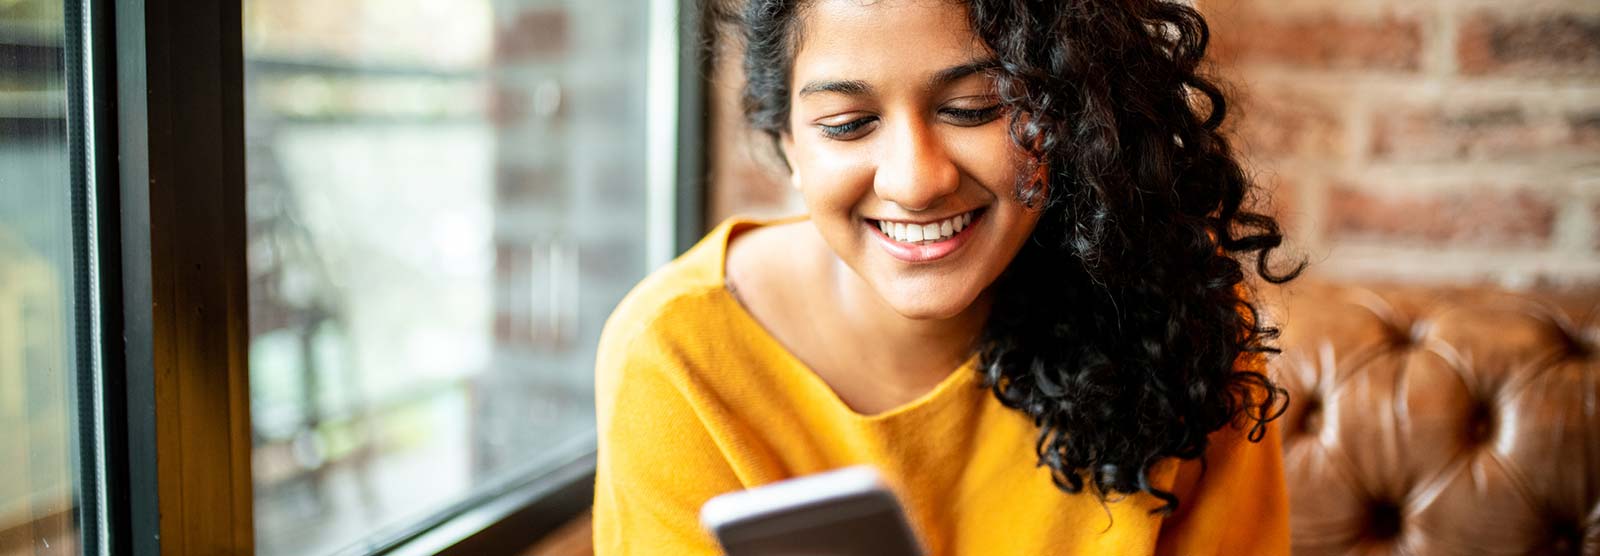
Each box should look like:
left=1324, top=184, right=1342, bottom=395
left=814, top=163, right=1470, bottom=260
left=715, top=0, right=1306, bottom=515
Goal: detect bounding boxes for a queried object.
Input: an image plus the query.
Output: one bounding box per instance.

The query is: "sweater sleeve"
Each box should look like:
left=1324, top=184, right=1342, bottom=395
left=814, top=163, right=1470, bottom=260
left=591, top=306, right=744, bottom=556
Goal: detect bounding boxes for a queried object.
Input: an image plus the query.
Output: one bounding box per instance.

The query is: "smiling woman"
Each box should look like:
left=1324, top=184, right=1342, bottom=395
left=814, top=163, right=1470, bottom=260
left=776, top=1, right=1038, bottom=325
left=592, top=0, right=1304, bottom=554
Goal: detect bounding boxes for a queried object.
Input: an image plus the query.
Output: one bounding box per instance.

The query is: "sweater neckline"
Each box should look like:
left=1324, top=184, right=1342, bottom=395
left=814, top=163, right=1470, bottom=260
left=708, top=214, right=982, bottom=424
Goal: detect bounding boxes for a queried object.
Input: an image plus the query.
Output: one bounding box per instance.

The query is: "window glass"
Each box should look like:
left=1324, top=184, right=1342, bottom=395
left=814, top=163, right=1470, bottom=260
left=0, top=1, right=84, bottom=554
left=243, top=0, right=652, bottom=554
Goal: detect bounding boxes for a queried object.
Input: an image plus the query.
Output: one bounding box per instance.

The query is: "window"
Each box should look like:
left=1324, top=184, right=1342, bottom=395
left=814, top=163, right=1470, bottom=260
left=242, top=0, right=687, bottom=554
left=0, top=0, right=702, bottom=554
left=0, top=3, right=80, bottom=549
left=1, top=1, right=106, bottom=554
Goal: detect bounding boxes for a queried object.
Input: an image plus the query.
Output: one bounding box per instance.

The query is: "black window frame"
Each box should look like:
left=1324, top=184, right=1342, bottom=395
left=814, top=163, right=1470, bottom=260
left=75, top=0, right=710, bottom=553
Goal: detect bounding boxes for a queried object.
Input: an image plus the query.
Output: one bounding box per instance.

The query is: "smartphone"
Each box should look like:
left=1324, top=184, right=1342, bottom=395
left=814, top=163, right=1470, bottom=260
left=699, top=465, right=925, bottom=556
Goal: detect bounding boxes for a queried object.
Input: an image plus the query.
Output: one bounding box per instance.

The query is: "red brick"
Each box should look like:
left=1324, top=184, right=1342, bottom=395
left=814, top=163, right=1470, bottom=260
left=1229, top=86, right=1346, bottom=160
left=1261, top=175, right=1301, bottom=229
left=714, top=159, right=791, bottom=219
left=494, top=8, right=568, bottom=61
left=1458, top=12, right=1600, bottom=76
left=1369, top=104, right=1600, bottom=162
left=1210, top=12, right=1424, bottom=71
left=1325, top=185, right=1555, bottom=247
left=708, top=46, right=791, bottom=222
left=1570, top=111, right=1600, bottom=149
left=1234, top=173, right=1302, bottom=236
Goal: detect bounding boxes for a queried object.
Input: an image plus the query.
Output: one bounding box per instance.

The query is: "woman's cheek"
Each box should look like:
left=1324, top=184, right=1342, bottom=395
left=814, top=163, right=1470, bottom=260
left=796, top=139, right=878, bottom=211
left=946, top=125, right=1022, bottom=194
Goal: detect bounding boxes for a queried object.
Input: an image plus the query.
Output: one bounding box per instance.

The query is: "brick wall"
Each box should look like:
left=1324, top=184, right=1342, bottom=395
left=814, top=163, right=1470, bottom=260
left=703, top=1, right=1600, bottom=289
left=1204, top=0, right=1600, bottom=288
left=706, top=37, right=797, bottom=223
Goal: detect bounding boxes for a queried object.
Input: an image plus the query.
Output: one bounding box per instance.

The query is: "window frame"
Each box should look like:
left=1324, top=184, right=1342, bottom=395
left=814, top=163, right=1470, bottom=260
left=109, top=0, right=254, bottom=552
left=86, top=0, right=711, bottom=554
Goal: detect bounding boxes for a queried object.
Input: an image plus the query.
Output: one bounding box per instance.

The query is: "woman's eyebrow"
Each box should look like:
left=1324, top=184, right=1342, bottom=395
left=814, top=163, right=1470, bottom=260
left=927, top=58, right=999, bottom=91
left=798, top=79, right=871, bottom=98
left=795, top=58, right=999, bottom=99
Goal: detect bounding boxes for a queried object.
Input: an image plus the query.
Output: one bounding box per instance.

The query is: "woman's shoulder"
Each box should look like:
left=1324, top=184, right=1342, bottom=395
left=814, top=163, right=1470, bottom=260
left=596, top=213, right=808, bottom=373
left=598, top=227, right=732, bottom=356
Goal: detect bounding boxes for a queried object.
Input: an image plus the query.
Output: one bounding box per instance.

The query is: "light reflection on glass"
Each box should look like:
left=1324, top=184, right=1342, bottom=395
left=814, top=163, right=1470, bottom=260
left=244, top=0, right=651, bottom=554
left=0, top=1, right=83, bottom=554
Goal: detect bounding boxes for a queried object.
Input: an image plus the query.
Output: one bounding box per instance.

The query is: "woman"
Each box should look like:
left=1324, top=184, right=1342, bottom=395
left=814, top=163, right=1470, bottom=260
left=592, top=0, right=1303, bottom=553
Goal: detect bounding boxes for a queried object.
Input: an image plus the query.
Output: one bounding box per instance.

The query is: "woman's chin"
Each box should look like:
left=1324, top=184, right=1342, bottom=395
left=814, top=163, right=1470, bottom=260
left=879, top=288, right=982, bottom=322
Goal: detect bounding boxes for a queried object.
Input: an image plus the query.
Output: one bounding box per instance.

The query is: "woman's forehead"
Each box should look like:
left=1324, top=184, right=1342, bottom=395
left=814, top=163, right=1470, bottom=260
left=790, top=0, right=991, bottom=84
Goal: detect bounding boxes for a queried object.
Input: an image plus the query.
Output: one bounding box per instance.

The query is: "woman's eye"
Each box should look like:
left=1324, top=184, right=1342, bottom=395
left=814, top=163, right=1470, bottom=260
left=816, top=117, right=878, bottom=140
left=941, top=104, right=1004, bottom=126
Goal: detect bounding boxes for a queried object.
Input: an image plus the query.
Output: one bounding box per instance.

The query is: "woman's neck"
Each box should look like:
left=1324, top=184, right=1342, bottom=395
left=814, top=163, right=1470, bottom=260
left=824, top=250, right=991, bottom=384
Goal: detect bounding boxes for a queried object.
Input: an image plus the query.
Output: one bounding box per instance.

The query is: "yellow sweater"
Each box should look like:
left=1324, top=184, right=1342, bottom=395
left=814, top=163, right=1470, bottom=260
left=592, top=215, right=1289, bottom=556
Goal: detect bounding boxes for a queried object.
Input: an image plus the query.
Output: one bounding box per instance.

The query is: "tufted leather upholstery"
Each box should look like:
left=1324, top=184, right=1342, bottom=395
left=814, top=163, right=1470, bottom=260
left=1262, top=281, right=1600, bottom=556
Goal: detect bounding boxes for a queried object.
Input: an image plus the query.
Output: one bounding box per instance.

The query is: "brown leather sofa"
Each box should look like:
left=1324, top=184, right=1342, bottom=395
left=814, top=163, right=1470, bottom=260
left=1265, top=281, right=1599, bottom=556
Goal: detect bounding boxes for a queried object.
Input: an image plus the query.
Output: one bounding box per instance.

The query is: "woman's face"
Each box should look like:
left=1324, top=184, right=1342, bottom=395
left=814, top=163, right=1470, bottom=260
left=782, top=0, right=1041, bottom=320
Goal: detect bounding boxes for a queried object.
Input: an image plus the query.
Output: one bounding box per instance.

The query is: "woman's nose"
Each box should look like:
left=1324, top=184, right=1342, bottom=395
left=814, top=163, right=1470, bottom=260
left=872, top=119, right=960, bottom=212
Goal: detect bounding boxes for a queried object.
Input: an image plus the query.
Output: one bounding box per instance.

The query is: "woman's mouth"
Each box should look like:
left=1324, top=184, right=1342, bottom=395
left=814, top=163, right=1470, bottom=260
left=865, top=207, right=986, bottom=263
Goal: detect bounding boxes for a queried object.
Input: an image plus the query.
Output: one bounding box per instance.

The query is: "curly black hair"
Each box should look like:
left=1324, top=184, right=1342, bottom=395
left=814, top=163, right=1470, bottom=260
left=714, top=0, right=1306, bottom=515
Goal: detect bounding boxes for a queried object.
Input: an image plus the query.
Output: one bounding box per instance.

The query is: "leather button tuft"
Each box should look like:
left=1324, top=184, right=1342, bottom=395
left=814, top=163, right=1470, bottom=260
left=1466, top=404, right=1495, bottom=446
left=1547, top=521, right=1581, bottom=556
left=1300, top=398, right=1323, bottom=435
left=1561, top=327, right=1595, bottom=360
left=1385, top=325, right=1412, bottom=348
left=1368, top=502, right=1402, bottom=540
left=1385, top=319, right=1430, bottom=348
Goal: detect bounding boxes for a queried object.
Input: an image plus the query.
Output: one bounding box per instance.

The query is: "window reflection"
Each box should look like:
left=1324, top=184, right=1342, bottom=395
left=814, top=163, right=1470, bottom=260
left=244, top=0, right=651, bottom=554
left=0, top=1, right=82, bottom=554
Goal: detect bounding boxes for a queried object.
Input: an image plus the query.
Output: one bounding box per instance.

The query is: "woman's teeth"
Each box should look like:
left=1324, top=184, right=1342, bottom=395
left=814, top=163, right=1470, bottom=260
left=877, top=211, right=973, bottom=243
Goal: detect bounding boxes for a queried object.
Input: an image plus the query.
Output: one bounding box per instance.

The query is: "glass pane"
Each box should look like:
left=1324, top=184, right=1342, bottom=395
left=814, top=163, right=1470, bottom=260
left=0, top=1, right=83, bottom=555
left=243, top=0, right=652, bottom=554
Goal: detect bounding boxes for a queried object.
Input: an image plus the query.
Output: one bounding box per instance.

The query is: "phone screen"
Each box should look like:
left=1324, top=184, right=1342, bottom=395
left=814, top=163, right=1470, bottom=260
left=700, top=466, right=924, bottom=556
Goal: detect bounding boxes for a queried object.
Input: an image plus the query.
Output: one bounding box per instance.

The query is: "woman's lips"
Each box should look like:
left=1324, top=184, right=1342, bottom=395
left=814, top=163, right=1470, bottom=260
left=867, top=208, right=985, bottom=263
